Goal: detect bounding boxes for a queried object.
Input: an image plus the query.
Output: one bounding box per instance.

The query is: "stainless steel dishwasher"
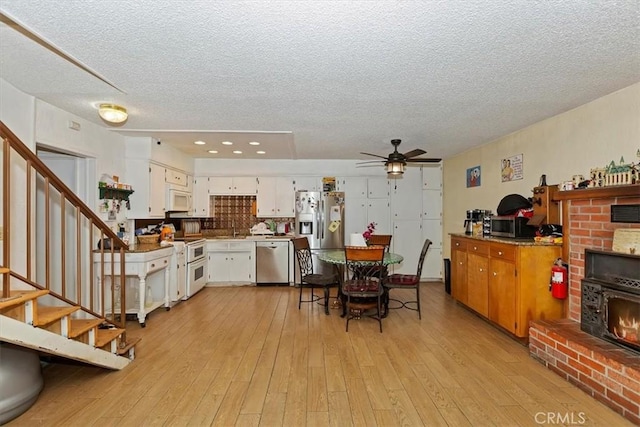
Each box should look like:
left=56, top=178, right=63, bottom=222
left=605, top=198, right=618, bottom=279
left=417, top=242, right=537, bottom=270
left=256, top=240, right=290, bottom=285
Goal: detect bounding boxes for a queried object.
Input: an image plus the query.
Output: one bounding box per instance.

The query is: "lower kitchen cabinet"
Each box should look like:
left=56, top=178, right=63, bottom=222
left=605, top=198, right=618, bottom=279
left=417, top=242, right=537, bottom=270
left=206, top=241, right=255, bottom=285
left=450, top=235, right=563, bottom=338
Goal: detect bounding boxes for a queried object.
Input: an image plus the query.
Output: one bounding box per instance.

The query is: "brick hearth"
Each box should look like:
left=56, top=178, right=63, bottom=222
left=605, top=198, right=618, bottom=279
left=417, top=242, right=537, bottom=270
left=528, top=185, right=640, bottom=424
left=530, top=319, right=640, bottom=424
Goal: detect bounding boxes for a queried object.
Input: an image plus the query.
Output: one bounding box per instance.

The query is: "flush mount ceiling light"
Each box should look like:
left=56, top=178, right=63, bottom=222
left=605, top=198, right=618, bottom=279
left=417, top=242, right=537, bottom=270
left=222, top=141, right=233, bottom=145
left=249, top=141, right=260, bottom=146
left=208, top=150, right=218, bottom=154
left=194, top=140, right=206, bottom=145
left=98, top=103, right=128, bottom=124
left=256, top=150, right=266, bottom=154
left=233, top=150, right=242, bottom=154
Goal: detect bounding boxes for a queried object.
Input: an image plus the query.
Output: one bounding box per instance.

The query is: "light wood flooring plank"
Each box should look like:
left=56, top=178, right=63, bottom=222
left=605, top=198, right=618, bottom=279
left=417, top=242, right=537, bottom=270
left=8, top=283, right=634, bottom=427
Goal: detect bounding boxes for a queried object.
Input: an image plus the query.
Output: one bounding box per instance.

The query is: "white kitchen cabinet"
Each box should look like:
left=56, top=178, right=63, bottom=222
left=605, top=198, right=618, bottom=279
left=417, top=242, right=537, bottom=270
left=165, top=169, right=188, bottom=187
left=193, top=176, right=210, bottom=217
left=390, top=168, right=422, bottom=220
left=209, top=177, right=257, bottom=195
left=256, top=177, right=295, bottom=217
left=422, top=219, right=443, bottom=249
left=422, top=189, right=442, bottom=220
left=367, top=198, right=391, bottom=235
left=206, top=240, right=255, bottom=285
left=125, top=160, right=166, bottom=218
left=344, top=198, right=367, bottom=239
left=391, top=220, right=423, bottom=275
left=422, top=165, right=442, bottom=190
left=336, top=176, right=367, bottom=197
left=367, top=177, right=390, bottom=199
left=293, top=176, right=322, bottom=192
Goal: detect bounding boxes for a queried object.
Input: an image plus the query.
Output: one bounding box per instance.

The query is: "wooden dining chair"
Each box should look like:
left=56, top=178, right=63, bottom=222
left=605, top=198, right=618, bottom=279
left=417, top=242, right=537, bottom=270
left=343, top=245, right=386, bottom=332
left=383, top=239, right=432, bottom=319
left=292, top=237, right=340, bottom=315
left=367, top=234, right=392, bottom=251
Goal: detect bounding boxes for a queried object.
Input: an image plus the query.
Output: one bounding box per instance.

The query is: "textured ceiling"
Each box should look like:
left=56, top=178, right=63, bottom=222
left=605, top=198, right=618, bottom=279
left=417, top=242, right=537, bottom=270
left=0, top=1, right=638, bottom=161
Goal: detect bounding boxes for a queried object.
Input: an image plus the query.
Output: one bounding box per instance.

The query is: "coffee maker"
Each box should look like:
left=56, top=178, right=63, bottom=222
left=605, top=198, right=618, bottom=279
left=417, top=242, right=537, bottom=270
left=465, top=209, right=489, bottom=235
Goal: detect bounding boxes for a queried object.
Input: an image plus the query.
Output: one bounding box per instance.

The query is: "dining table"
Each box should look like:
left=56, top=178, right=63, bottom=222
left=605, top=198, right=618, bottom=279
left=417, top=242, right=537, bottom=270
left=317, top=249, right=404, bottom=317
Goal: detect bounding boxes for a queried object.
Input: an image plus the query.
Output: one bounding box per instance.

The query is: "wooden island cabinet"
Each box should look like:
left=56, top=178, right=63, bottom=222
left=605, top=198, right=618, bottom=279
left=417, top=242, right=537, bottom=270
left=450, top=234, right=563, bottom=338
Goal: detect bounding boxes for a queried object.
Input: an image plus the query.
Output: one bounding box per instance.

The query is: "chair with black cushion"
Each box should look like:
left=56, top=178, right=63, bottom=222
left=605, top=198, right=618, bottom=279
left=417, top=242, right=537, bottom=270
left=383, top=238, right=432, bottom=319
left=365, top=234, right=392, bottom=278
left=292, top=237, right=340, bottom=315
left=343, top=245, right=386, bottom=332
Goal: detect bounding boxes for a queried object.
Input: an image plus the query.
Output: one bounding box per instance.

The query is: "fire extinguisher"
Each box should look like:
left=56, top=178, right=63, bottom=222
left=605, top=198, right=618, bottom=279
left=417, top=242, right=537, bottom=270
left=550, top=258, right=568, bottom=299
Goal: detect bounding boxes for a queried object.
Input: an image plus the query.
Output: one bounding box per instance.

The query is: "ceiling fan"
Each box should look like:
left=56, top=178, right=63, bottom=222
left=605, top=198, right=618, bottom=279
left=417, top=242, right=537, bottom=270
left=359, top=139, right=441, bottom=175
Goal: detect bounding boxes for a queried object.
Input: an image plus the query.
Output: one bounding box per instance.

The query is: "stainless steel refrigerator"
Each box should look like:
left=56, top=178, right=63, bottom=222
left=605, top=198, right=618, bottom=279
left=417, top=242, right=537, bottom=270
left=294, top=191, right=345, bottom=275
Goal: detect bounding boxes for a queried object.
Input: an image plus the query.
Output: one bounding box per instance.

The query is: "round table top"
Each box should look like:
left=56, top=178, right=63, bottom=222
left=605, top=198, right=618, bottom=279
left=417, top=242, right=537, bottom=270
left=317, top=249, right=403, bottom=265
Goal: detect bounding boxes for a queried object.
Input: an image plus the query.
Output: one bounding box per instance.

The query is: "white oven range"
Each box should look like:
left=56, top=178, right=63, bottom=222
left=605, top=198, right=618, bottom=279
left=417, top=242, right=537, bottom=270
left=184, top=239, right=207, bottom=299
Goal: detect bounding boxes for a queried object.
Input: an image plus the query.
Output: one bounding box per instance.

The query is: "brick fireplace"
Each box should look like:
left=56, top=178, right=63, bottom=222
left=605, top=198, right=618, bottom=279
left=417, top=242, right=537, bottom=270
left=528, top=184, right=640, bottom=424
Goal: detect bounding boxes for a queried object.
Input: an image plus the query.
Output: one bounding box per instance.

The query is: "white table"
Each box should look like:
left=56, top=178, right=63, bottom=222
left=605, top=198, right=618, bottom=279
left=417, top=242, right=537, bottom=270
left=94, top=245, right=173, bottom=327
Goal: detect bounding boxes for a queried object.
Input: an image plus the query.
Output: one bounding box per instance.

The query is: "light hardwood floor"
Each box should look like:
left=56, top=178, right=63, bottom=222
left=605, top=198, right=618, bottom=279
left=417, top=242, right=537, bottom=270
left=9, top=282, right=633, bottom=426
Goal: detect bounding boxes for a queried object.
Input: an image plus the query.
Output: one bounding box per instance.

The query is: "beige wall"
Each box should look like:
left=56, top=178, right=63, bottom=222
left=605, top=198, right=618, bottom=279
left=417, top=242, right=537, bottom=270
left=442, top=82, right=640, bottom=257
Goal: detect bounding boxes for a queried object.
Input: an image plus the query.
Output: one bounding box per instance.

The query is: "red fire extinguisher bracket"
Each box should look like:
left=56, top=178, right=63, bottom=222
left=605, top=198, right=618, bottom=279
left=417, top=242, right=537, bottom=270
left=550, top=258, right=568, bottom=299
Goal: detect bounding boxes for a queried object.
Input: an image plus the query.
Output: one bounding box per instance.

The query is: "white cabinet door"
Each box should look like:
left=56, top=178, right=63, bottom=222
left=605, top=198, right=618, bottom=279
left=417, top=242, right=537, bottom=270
left=293, top=176, right=321, bottom=192
left=390, top=169, right=422, bottom=220
left=391, top=220, right=422, bottom=275
left=193, top=177, right=210, bottom=217
left=344, top=198, right=367, bottom=239
left=165, top=169, right=188, bottom=187
left=367, top=177, right=390, bottom=199
left=422, top=189, right=442, bottom=220
left=233, top=177, right=257, bottom=194
left=149, top=163, right=166, bottom=217
left=207, top=252, right=229, bottom=282
left=209, top=177, right=233, bottom=194
left=422, top=165, right=442, bottom=190
left=257, top=177, right=295, bottom=217
left=336, top=176, right=367, bottom=197
left=229, top=252, right=254, bottom=282
left=367, top=198, right=390, bottom=235
left=422, top=219, right=443, bottom=249
left=275, top=177, right=295, bottom=217
left=422, top=247, right=443, bottom=280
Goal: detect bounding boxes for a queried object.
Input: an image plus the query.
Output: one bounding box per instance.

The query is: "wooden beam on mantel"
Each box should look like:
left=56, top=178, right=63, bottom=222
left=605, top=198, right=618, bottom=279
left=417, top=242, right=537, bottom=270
left=553, top=184, right=640, bottom=201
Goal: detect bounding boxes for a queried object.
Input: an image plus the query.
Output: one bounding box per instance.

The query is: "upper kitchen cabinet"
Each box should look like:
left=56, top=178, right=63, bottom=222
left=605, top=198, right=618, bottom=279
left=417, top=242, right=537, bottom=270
left=125, top=160, right=166, bottom=218
left=390, top=168, right=422, bottom=220
left=293, top=176, right=322, bottom=193
left=209, top=177, right=257, bottom=195
left=165, top=169, right=188, bottom=187
left=367, top=177, right=390, bottom=199
left=421, top=165, right=442, bottom=190
left=193, top=177, right=211, bottom=217
left=336, top=177, right=367, bottom=197
left=256, top=177, right=295, bottom=217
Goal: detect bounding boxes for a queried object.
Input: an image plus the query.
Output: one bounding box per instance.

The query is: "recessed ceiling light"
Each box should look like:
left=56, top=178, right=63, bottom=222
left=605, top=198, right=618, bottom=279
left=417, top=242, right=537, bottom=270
left=249, top=141, right=260, bottom=146
left=222, top=141, right=233, bottom=145
left=233, top=150, right=242, bottom=154
left=208, top=150, right=218, bottom=154
left=194, top=140, right=206, bottom=145
left=256, top=150, right=266, bottom=154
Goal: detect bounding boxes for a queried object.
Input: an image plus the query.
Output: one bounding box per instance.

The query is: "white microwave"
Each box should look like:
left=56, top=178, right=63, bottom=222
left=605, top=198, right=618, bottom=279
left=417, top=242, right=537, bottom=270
left=167, top=188, right=192, bottom=212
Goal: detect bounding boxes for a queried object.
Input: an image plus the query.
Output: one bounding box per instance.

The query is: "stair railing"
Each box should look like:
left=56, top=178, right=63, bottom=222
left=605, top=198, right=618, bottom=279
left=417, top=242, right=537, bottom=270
left=1, top=121, right=129, bottom=336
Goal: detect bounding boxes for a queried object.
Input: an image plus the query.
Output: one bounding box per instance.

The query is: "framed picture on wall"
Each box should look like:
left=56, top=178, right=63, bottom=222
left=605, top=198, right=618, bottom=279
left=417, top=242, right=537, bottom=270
left=466, top=166, right=481, bottom=187
left=501, top=154, right=523, bottom=182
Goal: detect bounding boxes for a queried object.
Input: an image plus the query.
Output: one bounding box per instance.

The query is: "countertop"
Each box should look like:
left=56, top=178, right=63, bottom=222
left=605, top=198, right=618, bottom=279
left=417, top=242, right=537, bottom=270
left=449, top=233, right=562, bottom=246
left=93, top=242, right=173, bottom=254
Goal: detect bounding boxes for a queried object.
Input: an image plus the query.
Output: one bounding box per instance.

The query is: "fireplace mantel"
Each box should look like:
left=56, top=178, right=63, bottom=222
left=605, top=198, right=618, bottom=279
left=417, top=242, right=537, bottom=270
left=554, top=184, right=639, bottom=201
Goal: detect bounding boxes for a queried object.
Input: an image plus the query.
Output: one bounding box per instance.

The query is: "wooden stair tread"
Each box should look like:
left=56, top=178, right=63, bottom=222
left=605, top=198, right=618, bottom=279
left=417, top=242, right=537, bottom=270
left=69, top=318, right=103, bottom=338
left=95, top=327, right=124, bottom=347
left=0, top=289, right=49, bottom=310
left=117, top=336, right=141, bottom=355
left=34, top=305, right=79, bottom=326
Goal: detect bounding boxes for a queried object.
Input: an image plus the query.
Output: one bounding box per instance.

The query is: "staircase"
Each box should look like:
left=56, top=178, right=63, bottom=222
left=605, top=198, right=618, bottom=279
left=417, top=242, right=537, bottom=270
left=1, top=122, right=139, bottom=370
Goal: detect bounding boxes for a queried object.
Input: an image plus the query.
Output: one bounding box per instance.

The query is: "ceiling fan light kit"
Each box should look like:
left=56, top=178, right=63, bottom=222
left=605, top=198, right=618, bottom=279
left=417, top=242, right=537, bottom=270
left=360, top=139, right=441, bottom=176
left=98, top=103, right=128, bottom=124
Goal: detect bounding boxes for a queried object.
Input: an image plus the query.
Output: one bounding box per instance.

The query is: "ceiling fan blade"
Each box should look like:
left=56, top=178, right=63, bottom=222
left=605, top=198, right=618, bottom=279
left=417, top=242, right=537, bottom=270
left=356, top=164, right=385, bottom=168
left=403, top=149, right=427, bottom=159
left=356, top=160, right=384, bottom=164
left=360, top=152, right=388, bottom=159
left=406, top=158, right=442, bottom=163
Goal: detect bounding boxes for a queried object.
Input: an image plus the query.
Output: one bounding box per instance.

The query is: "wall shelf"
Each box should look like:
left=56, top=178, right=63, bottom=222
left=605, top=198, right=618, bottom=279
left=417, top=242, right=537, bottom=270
left=99, top=187, right=134, bottom=201
left=554, top=184, right=639, bottom=201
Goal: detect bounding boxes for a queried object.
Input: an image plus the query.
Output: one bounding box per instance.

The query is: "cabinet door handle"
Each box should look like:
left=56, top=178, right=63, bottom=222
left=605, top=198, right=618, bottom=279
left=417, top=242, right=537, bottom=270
left=151, top=263, right=155, bottom=268
left=493, top=272, right=497, bottom=276
left=473, top=246, right=477, bottom=250
left=498, top=251, right=503, bottom=255
left=479, top=268, right=483, bottom=272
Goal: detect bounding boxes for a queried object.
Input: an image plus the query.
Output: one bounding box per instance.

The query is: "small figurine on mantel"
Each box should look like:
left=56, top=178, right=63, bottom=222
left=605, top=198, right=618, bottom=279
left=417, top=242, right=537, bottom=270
left=589, top=151, right=639, bottom=187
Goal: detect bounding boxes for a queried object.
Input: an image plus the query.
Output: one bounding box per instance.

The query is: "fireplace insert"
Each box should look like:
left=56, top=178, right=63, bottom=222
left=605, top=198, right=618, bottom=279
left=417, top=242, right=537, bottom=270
left=581, top=249, right=639, bottom=354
